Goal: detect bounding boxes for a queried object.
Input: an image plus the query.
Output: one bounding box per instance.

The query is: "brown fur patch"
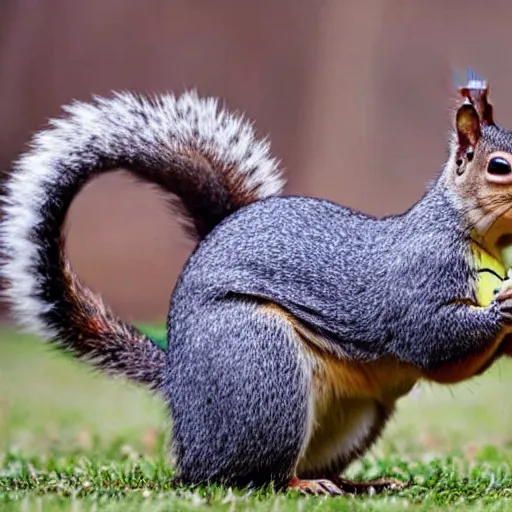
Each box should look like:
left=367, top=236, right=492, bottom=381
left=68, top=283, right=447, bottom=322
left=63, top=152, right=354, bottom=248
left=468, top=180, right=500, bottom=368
left=261, top=302, right=416, bottom=477
left=261, top=301, right=506, bottom=388
left=260, top=300, right=508, bottom=477
left=503, top=334, right=512, bottom=356
left=314, top=351, right=420, bottom=403
left=61, top=253, right=115, bottom=338
left=169, top=148, right=266, bottom=240
left=54, top=236, right=166, bottom=390
left=260, top=302, right=420, bottom=402
left=423, top=330, right=506, bottom=384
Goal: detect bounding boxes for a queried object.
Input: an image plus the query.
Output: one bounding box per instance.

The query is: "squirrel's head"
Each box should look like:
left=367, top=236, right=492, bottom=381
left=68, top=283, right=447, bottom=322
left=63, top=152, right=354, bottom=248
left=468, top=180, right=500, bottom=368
left=443, top=70, right=512, bottom=252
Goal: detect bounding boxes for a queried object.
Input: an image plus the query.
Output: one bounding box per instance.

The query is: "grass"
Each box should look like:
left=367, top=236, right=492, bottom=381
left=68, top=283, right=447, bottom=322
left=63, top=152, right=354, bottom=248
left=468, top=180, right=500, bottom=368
left=1, top=328, right=512, bottom=510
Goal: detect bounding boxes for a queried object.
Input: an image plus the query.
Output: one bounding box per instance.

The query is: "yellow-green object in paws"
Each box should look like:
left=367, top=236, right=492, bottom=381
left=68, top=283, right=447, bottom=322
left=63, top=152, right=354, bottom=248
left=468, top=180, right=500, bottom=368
left=471, top=242, right=506, bottom=306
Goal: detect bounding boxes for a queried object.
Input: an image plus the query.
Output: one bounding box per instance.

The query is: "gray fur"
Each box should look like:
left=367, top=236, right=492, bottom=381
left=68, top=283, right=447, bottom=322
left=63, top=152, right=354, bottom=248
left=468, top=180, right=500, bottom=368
left=2, top=86, right=508, bottom=492
left=173, top=184, right=501, bottom=374
left=163, top=177, right=503, bottom=486
left=167, top=298, right=310, bottom=488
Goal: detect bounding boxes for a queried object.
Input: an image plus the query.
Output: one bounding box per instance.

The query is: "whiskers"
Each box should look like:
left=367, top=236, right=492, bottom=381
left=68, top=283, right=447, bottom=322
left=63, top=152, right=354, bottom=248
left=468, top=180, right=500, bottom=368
left=461, top=193, right=512, bottom=235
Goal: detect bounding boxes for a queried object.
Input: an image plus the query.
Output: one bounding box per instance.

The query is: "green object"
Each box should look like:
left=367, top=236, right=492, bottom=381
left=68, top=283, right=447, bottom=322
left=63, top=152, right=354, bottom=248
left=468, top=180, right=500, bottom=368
left=137, top=323, right=167, bottom=349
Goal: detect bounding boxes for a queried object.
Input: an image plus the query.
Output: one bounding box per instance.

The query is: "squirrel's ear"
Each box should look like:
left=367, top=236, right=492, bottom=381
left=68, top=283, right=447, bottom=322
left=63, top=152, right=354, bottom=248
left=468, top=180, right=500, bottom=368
left=456, top=102, right=481, bottom=150
left=457, top=68, right=494, bottom=126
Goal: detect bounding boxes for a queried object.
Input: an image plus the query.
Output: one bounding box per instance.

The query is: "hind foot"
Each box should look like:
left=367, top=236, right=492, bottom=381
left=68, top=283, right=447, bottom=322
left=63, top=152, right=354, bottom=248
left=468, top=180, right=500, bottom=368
left=288, top=476, right=345, bottom=496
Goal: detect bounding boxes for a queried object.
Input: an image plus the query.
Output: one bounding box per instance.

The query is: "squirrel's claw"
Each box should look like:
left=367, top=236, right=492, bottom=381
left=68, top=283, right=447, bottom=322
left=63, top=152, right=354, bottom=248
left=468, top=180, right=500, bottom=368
left=494, top=277, right=512, bottom=303
left=288, top=477, right=345, bottom=496
left=493, top=278, right=512, bottom=327
left=288, top=475, right=407, bottom=497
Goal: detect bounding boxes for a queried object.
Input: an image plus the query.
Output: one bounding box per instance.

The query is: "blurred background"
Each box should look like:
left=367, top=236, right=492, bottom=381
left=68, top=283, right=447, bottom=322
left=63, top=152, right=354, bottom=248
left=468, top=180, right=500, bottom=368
left=3, top=0, right=512, bottom=323
left=0, top=0, right=512, bottom=321
left=2, top=1, right=512, bottom=485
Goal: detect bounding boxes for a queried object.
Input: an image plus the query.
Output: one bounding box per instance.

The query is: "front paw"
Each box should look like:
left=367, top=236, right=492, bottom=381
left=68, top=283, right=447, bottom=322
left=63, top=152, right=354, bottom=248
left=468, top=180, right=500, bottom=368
left=494, top=269, right=512, bottom=301
left=494, top=271, right=512, bottom=324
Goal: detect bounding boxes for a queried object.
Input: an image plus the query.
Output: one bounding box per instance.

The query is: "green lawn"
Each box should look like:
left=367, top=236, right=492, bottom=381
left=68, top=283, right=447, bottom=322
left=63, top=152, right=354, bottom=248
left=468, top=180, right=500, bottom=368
left=1, top=327, right=512, bottom=511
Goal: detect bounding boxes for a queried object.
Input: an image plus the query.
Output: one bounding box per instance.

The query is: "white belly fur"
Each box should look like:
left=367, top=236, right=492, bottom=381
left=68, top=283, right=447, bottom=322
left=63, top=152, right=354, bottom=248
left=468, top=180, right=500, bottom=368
left=295, top=346, right=417, bottom=477
left=297, top=396, right=381, bottom=475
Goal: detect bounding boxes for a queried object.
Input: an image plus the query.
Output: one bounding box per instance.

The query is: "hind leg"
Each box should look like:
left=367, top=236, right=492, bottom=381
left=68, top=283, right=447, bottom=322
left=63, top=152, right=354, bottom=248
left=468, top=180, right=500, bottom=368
left=297, top=399, right=408, bottom=495
left=166, top=297, right=313, bottom=489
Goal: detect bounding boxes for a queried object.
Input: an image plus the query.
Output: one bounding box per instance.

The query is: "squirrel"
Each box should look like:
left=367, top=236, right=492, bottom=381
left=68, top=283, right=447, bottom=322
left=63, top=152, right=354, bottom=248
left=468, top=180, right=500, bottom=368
left=2, top=71, right=512, bottom=497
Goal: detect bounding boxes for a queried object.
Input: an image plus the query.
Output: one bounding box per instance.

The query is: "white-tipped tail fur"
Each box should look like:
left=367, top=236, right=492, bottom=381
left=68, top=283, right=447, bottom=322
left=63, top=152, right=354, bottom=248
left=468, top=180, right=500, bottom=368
left=0, top=90, right=284, bottom=388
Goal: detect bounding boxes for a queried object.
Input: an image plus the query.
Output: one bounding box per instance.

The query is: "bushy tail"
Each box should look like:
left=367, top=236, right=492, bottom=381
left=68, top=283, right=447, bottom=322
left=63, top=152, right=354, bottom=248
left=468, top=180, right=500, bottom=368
left=0, top=91, right=284, bottom=391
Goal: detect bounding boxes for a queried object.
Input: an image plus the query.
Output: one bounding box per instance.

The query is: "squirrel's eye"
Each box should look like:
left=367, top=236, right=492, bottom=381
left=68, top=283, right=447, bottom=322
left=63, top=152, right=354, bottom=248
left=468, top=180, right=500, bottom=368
left=487, top=157, right=512, bottom=175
